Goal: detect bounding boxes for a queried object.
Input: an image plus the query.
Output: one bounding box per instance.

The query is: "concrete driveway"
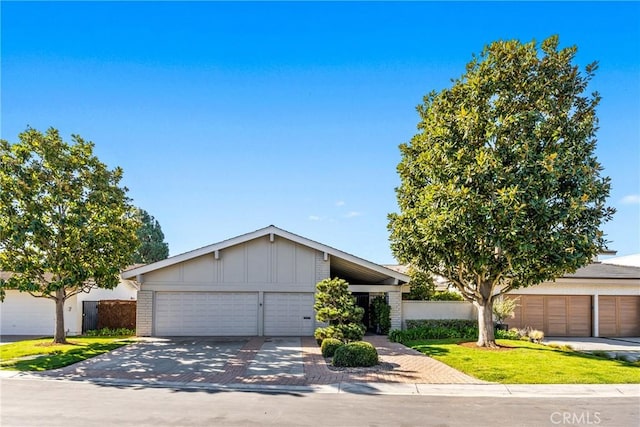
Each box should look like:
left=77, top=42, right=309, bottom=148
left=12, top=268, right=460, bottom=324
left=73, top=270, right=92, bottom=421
left=35, top=335, right=481, bottom=386
left=544, top=336, right=640, bottom=362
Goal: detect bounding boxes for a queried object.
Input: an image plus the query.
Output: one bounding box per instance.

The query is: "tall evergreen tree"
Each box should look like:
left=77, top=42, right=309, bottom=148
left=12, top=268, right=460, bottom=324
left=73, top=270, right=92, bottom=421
left=133, top=209, right=169, bottom=264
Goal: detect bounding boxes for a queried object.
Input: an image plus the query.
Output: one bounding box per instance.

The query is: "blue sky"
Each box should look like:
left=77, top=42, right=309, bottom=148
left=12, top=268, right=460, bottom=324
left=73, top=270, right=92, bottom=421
left=2, top=1, right=639, bottom=264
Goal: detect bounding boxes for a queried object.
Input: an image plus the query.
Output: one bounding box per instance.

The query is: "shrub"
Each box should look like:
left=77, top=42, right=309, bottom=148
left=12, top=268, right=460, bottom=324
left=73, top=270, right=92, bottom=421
left=495, top=328, right=520, bottom=340
left=492, top=296, right=519, bottom=326
left=85, top=327, right=135, bottom=337
left=314, top=278, right=365, bottom=343
left=405, top=319, right=476, bottom=330
left=388, top=329, right=403, bottom=343
left=528, top=329, right=544, bottom=343
left=321, top=338, right=344, bottom=358
left=314, top=323, right=365, bottom=344
left=332, top=341, right=379, bottom=367
left=429, top=290, right=465, bottom=301
left=370, top=296, right=391, bottom=335
left=389, top=319, right=478, bottom=343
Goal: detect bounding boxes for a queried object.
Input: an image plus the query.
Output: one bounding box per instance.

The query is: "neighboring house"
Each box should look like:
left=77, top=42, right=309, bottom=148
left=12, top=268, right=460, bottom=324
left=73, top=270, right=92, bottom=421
left=121, top=225, right=409, bottom=337
left=391, top=259, right=640, bottom=338
left=506, top=262, right=640, bottom=337
left=0, top=273, right=138, bottom=336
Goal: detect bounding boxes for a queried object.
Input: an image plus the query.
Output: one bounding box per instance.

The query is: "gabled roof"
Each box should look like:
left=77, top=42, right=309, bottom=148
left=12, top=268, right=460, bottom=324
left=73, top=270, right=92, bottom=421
left=600, top=253, right=640, bottom=268
left=121, top=225, right=409, bottom=285
left=384, top=262, right=640, bottom=282
left=564, top=262, right=640, bottom=280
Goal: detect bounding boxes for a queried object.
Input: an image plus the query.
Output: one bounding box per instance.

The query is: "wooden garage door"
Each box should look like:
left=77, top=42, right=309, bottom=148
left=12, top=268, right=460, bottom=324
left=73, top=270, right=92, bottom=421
left=263, top=293, right=315, bottom=336
left=154, top=292, right=259, bottom=336
left=508, top=295, right=591, bottom=337
left=599, top=296, right=640, bottom=337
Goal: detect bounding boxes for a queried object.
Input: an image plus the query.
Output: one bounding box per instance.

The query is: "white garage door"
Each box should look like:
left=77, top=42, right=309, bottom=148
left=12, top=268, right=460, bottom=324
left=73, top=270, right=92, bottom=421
left=155, top=292, right=258, bottom=336
left=1, top=291, right=55, bottom=335
left=264, top=293, right=315, bottom=336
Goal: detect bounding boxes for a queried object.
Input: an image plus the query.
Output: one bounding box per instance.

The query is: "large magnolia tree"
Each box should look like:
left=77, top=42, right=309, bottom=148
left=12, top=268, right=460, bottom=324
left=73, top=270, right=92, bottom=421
left=0, top=128, right=140, bottom=343
left=388, top=36, right=614, bottom=347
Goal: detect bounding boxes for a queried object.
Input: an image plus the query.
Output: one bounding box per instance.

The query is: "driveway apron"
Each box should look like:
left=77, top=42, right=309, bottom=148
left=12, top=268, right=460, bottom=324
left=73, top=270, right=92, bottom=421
left=38, top=335, right=482, bottom=386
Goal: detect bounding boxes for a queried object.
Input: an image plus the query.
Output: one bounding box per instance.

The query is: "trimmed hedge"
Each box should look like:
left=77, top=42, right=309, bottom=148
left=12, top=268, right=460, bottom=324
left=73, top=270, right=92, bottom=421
left=321, top=338, right=343, bottom=358
left=404, top=319, right=477, bottom=330
left=332, top=341, right=379, bottom=367
left=389, top=319, right=478, bottom=343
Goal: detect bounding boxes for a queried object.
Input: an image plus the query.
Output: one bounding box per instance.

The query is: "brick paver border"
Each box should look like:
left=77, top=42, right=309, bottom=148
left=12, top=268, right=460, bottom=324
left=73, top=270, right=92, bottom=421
left=40, top=335, right=483, bottom=386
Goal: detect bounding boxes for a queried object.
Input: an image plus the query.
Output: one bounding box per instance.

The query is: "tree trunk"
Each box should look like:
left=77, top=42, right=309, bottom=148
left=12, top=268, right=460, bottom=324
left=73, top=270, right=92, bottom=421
left=53, top=289, right=67, bottom=344
left=475, top=299, right=496, bottom=348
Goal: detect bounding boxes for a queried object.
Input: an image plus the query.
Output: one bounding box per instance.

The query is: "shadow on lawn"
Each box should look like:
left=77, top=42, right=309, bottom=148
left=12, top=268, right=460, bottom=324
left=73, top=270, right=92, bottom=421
left=409, top=339, right=640, bottom=368
left=7, top=342, right=130, bottom=371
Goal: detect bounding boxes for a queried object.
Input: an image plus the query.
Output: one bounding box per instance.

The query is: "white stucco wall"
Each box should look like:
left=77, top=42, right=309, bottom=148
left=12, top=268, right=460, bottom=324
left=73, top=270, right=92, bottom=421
left=0, top=291, right=79, bottom=336
left=402, top=301, right=476, bottom=327
left=1, top=281, right=138, bottom=337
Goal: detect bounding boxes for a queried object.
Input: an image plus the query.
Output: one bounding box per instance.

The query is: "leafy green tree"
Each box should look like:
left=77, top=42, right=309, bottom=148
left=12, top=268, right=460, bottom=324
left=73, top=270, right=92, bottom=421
left=314, top=278, right=365, bottom=343
left=0, top=128, right=140, bottom=343
left=388, top=36, right=614, bottom=347
left=133, top=208, right=169, bottom=264
left=404, top=267, right=437, bottom=300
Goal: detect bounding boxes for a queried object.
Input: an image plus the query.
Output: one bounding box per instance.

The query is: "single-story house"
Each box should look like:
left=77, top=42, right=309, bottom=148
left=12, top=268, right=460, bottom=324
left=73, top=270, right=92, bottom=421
left=121, top=225, right=409, bottom=337
left=121, top=225, right=639, bottom=338
left=0, top=273, right=138, bottom=336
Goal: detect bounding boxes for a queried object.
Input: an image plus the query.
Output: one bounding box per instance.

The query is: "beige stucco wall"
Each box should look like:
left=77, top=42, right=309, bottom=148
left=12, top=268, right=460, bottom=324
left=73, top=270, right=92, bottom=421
left=140, top=235, right=321, bottom=293
left=135, top=235, right=332, bottom=336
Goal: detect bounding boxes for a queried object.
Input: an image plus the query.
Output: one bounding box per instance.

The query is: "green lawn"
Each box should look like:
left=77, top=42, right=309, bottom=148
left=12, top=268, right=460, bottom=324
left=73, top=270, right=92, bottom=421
left=407, top=339, right=640, bottom=384
left=0, top=337, right=133, bottom=371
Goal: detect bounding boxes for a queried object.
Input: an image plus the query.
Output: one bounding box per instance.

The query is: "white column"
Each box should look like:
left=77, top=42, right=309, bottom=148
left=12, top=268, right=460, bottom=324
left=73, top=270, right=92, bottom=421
left=388, top=291, right=402, bottom=331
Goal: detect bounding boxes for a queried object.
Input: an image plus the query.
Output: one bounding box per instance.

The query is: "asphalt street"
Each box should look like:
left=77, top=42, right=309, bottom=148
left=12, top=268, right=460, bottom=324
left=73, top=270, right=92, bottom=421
left=2, top=378, right=638, bottom=427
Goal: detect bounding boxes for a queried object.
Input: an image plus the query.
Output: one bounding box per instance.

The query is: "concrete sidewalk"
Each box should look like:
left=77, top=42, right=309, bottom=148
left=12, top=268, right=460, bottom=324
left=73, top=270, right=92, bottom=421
left=1, top=370, right=638, bottom=397
left=2, top=335, right=639, bottom=397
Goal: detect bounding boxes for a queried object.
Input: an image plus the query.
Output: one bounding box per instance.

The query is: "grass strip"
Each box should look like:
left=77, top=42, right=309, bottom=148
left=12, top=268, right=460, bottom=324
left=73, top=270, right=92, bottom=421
left=407, top=338, right=640, bottom=384
left=0, top=337, right=133, bottom=371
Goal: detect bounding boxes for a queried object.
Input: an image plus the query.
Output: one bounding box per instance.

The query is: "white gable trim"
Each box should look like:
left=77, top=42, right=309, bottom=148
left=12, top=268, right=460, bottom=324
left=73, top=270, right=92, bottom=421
left=121, top=225, right=409, bottom=284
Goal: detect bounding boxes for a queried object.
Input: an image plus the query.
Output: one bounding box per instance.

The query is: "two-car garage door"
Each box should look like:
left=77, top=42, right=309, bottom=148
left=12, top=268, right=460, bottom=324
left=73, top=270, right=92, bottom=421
left=154, top=292, right=314, bottom=336
left=508, top=295, right=592, bottom=337
left=508, top=295, right=640, bottom=337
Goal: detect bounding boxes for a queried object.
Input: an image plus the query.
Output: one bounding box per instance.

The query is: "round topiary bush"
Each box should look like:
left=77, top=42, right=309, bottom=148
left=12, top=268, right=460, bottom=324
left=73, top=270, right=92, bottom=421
left=321, top=338, right=344, bottom=358
left=332, top=341, right=379, bottom=367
